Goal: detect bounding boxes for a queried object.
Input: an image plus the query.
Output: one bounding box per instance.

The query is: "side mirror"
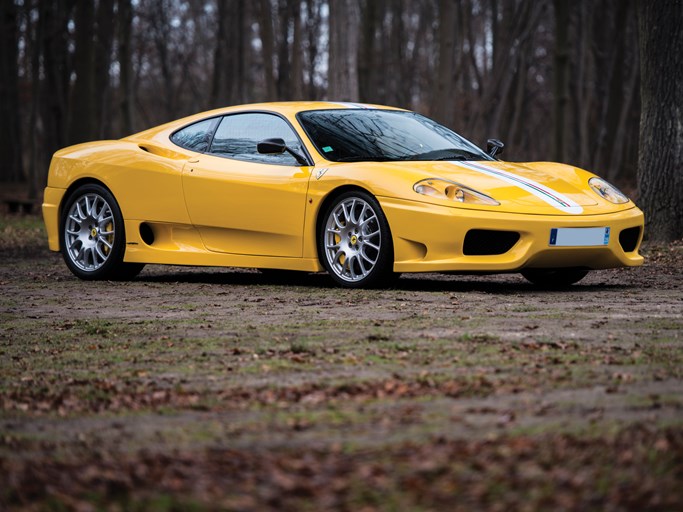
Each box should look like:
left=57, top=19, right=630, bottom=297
left=257, top=137, right=308, bottom=166
left=257, top=137, right=287, bottom=154
left=486, top=139, right=504, bottom=158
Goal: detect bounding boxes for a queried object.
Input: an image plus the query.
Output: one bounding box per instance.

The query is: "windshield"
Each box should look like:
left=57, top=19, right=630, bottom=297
left=297, top=109, right=493, bottom=163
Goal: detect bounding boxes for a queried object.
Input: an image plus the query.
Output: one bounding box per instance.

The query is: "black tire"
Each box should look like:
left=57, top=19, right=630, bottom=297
left=520, top=268, right=589, bottom=288
left=60, top=183, right=144, bottom=280
left=317, top=190, right=397, bottom=288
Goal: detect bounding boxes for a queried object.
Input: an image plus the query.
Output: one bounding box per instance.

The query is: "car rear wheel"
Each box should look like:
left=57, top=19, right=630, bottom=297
left=318, top=191, right=396, bottom=288
left=521, top=268, right=589, bottom=288
left=60, top=184, right=144, bottom=280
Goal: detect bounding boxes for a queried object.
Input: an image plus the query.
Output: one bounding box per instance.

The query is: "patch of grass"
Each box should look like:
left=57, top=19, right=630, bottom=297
left=0, top=213, right=47, bottom=254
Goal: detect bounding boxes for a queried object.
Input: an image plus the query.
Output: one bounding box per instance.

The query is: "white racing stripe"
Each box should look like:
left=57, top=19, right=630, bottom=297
left=327, top=102, right=375, bottom=109
left=449, top=161, right=584, bottom=214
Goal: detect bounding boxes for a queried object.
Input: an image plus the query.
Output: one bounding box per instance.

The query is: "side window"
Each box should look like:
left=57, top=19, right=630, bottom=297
left=170, top=118, right=219, bottom=152
left=209, top=113, right=303, bottom=165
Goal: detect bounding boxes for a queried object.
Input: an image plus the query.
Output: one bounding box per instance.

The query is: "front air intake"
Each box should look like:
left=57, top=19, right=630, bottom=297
left=463, top=230, right=520, bottom=256
left=619, top=227, right=641, bottom=253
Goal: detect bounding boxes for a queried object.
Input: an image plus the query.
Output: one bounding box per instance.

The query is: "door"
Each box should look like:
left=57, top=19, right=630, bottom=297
left=182, top=112, right=311, bottom=257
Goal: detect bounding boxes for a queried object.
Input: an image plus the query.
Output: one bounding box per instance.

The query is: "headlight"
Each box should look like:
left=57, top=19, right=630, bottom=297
left=589, top=177, right=629, bottom=204
left=413, top=178, right=499, bottom=206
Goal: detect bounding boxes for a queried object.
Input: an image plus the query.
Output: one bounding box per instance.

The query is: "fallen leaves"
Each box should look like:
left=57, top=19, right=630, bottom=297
left=2, top=425, right=682, bottom=511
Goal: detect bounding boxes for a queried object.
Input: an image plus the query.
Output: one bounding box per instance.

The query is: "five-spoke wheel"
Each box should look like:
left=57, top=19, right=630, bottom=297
left=60, top=184, right=144, bottom=280
left=319, top=191, right=396, bottom=288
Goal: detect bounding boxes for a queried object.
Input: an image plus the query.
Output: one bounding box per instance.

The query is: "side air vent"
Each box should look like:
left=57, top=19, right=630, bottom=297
left=619, top=226, right=641, bottom=253
left=463, top=229, right=520, bottom=256
left=140, top=223, right=155, bottom=245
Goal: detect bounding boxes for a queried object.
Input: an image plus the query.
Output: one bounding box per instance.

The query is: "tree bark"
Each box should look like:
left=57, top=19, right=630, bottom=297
left=68, top=0, right=96, bottom=144
left=41, top=0, right=72, bottom=178
left=118, top=0, right=134, bottom=134
left=95, top=0, right=116, bottom=139
left=552, top=0, right=571, bottom=163
left=257, top=0, right=277, bottom=100
left=637, top=0, right=683, bottom=241
left=358, top=0, right=378, bottom=103
left=211, top=0, right=229, bottom=107
left=327, top=0, right=360, bottom=101
left=27, top=0, right=46, bottom=199
left=276, top=0, right=292, bottom=100
left=304, top=0, right=321, bottom=99
left=0, top=0, right=24, bottom=183
left=432, top=0, right=455, bottom=127
left=290, top=0, right=303, bottom=99
left=595, top=0, right=630, bottom=175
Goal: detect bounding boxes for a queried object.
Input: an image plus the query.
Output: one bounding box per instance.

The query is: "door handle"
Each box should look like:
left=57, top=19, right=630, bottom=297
left=188, top=158, right=199, bottom=163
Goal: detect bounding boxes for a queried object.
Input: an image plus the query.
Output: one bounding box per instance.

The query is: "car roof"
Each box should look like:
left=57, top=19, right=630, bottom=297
left=123, top=101, right=407, bottom=143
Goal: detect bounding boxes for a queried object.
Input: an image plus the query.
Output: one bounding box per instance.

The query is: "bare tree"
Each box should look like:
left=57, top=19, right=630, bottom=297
left=0, top=0, right=671, bottom=214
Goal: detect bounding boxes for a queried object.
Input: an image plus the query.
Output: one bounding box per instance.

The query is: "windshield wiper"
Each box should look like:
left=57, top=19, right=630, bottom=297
left=406, top=149, right=479, bottom=161
left=433, top=155, right=470, bottom=161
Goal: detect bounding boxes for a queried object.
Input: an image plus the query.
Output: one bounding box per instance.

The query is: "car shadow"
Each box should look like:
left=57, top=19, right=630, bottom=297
left=136, top=269, right=629, bottom=294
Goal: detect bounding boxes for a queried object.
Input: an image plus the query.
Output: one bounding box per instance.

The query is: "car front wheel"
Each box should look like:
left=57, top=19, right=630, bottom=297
left=319, top=191, right=396, bottom=288
left=60, top=184, right=144, bottom=280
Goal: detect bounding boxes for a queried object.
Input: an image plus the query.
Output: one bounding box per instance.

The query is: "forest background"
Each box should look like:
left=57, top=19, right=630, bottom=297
left=0, top=0, right=681, bottom=239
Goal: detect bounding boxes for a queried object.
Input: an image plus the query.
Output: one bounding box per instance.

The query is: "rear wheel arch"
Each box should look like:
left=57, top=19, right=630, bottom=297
left=59, top=181, right=144, bottom=280
left=60, top=178, right=114, bottom=220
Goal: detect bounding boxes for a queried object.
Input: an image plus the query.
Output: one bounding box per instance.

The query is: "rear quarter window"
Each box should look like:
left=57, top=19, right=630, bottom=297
left=170, top=118, right=219, bottom=152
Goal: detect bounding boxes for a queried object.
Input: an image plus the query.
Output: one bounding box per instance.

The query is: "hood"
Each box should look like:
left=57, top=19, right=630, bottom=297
left=346, top=159, right=625, bottom=216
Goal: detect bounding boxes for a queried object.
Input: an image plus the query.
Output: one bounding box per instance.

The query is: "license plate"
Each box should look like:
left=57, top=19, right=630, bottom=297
left=549, top=227, right=610, bottom=247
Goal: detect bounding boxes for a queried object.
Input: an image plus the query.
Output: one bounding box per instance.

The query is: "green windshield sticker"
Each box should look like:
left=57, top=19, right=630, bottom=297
left=322, top=146, right=333, bottom=153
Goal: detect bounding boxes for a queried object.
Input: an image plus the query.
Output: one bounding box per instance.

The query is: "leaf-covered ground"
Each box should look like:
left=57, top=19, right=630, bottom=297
left=1, top=214, right=682, bottom=511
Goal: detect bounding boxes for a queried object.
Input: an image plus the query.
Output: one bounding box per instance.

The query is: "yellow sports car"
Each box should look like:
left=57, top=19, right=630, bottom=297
left=43, top=102, right=644, bottom=288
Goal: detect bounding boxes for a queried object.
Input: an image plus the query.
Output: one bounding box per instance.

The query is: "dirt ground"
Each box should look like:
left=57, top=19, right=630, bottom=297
left=1, top=214, right=682, bottom=511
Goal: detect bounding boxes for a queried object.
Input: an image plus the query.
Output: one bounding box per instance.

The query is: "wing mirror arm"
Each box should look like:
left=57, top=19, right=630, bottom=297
left=486, top=138, right=505, bottom=158
left=257, top=137, right=309, bottom=166
left=284, top=147, right=309, bottom=166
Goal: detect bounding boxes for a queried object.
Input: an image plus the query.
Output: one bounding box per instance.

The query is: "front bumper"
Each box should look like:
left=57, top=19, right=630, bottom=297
left=380, top=197, right=644, bottom=273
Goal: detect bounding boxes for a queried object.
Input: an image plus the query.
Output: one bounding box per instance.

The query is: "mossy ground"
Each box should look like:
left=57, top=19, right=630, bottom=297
left=1, top=214, right=682, bottom=510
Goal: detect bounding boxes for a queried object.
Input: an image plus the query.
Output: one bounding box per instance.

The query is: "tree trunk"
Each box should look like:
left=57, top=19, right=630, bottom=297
left=257, top=0, right=277, bottom=100
left=552, top=0, right=571, bottom=163
left=327, top=0, right=360, bottom=101
left=68, top=0, right=96, bottom=144
left=595, top=0, right=630, bottom=175
left=432, top=0, right=455, bottom=127
left=304, top=0, right=321, bottom=99
left=27, top=0, right=46, bottom=200
left=118, top=0, right=134, bottom=134
left=276, top=0, right=291, bottom=100
left=358, top=0, right=378, bottom=102
left=0, top=0, right=24, bottom=183
left=211, top=0, right=229, bottom=107
left=637, top=0, right=683, bottom=241
left=290, top=0, right=304, bottom=99
left=41, top=0, right=72, bottom=180
left=95, top=0, right=116, bottom=139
